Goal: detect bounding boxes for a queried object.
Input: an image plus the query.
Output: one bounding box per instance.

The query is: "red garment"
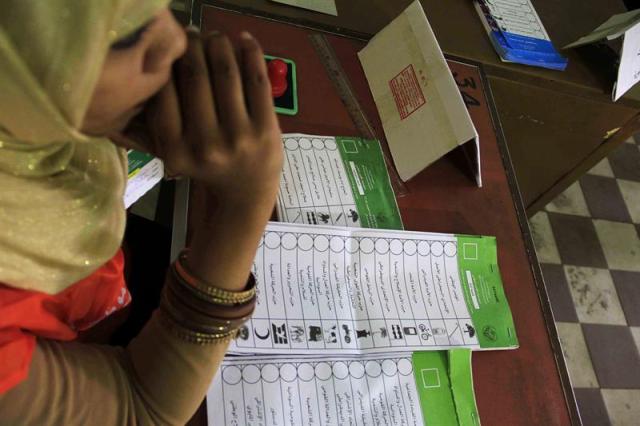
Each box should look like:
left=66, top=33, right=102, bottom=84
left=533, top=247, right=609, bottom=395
left=0, top=250, right=130, bottom=394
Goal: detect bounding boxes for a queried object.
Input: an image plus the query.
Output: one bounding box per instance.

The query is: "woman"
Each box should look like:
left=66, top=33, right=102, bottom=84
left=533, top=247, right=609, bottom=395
left=0, top=1, right=282, bottom=424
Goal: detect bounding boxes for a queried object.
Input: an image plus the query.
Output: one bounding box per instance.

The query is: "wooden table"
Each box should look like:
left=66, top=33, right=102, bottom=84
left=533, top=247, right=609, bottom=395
left=186, top=0, right=640, bottom=217
left=184, top=5, right=578, bottom=425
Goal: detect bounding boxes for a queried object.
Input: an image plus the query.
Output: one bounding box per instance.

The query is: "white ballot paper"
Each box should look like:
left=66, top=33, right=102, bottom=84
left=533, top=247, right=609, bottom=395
left=206, top=350, right=481, bottom=426
left=207, top=354, right=424, bottom=426
left=615, top=22, right=640, bottom=101
left=125, top=150, right=163, bottom=209
left=565, top=10, right=640, bottom=101
left=230, top=222, right=517, bottom=355
left=277, top=134, right=403, bottom=230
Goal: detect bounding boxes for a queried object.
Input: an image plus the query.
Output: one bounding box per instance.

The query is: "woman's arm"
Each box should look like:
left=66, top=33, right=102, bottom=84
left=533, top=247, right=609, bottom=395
left=0, top=209, right=269, bottom=425
left=0, top=30, right=282, bottom=425
left=1, top=313, right=223, bottom=425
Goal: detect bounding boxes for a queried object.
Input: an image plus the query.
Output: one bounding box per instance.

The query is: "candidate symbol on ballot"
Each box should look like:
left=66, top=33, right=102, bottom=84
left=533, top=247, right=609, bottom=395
left=324, top=325, right=338, bottom=343
left=342, top=324, right=352, bottom=343
left=289, top=325, right=305, bottom=343
left=418, top=323, right=432, bottom=340
left=254, top=325, right=270, bottom=340
left=483, top=325, right=497, bottom=342
left=308, top=325, right=323, bottom=342
left=432, top=327, right=446, bottom=336
left=464, top=323, right=476, bottom=338
left=236, top=325, right=249, bottom=341
left=271, top=323, right=288, bottom=344
left=356, top=329, right=370, bottom=339
left=391, top=324, right=403, bottom=340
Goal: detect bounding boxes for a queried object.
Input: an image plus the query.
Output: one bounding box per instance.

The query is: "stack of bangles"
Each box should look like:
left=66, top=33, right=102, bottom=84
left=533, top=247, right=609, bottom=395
left=159, top=250, right=257, bottom=344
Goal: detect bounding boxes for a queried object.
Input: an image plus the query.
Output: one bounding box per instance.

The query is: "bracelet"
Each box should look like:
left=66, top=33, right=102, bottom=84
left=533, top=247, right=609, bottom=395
left=161, top=285, right=253, bottom=334
left=175, top=250, right=256, bottom=304
left=170, top=262, right=257, bottom=309
left=158, top=310, right=239, bottom=345
left=167, top=272, right=256, bottom=320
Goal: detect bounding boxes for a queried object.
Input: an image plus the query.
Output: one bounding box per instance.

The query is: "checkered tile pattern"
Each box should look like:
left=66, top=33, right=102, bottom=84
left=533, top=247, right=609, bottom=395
left=530, top=136, right=640, bottom=425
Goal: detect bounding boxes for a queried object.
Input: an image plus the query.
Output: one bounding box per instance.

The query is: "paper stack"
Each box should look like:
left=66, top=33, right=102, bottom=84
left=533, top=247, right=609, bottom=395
left=474, top=0, right=568, bottom=71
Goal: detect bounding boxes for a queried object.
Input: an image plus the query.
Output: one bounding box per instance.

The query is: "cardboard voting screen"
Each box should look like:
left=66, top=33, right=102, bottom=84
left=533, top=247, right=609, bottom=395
left=358, top=1, right=480, bottom=186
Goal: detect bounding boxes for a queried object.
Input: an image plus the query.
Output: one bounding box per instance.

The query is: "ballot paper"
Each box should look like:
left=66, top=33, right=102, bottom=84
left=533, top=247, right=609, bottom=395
left=207, top=350, right=480, bottom=426
left=564, top=10, right=640, bottom=101
left=270, top=0, right=337, bottom=16
left=277, top=134, right=403, bottom=230
left=474, top=0, right=567, bottom=70
left=615, top=22, right=640, bottom=101
left=124, top=150, right=163, bottom=209
left=230, top=222, right=518, bottom=356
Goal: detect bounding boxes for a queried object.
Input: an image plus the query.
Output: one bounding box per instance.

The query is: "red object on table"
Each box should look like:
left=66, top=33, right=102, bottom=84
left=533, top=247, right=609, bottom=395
left=268, top=58, right=288, bottom=98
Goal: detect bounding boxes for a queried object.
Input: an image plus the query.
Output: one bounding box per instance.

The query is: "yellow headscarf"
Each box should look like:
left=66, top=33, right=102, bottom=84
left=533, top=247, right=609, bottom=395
left=0, top=1, right=169, bottom=294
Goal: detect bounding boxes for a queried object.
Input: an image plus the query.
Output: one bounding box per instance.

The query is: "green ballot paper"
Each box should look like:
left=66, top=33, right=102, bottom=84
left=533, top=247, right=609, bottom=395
left=277, top=134, right=403, bottom=230
left=227, top=222, right=518, bottom=356
left=414, top=349, right=480, bottom=426
left=125, top=150, right=163, bottom=209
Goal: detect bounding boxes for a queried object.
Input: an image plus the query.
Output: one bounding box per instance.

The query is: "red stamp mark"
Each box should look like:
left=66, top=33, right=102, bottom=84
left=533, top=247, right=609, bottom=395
left=389, top=64, right=426, bottom=120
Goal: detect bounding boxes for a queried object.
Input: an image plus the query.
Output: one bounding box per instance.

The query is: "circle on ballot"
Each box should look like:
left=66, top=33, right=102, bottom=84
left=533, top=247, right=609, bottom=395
left=431, top=242, right=444, bottom=256
left=403, top=240, right=417, bottom=256
left=349, top=361, right=365, bottom=379
left=222, top=366, right=242, bottom=385
left=360, top=238, right=374, bottom=254
left=284, top=138, right=299, bottom=150
left=382, top=359, right=398, bottom=377
left=375, top=239, right=389, bottom=254
left=312, top=138, right=324, bottom=149
left=325, top=139, right=337, bottom=150
left=242, top=365, right=261, bottom=384
left=330, top=237, right=344, bottom=253
left=332, top=362, right=349, bottom=380
left=315, top=362, right=332, bottom=380
left=299, top=138, right=312, bottom=150
left=298, top=234, right=313, bottom=251
left=390, top=239, right=403, bottom=255
left=365, top=361, right=382, bottom=377
left=397, top=358, right=413, bottom=376
left=261, top=364, right=279, bottom=383
left=346, top=238, right=359, bottom=253
left=280, top=364, right=297, bottom=382
left=264, top=232, right=280, bottom=249
left=314, top=235, right=329, bottom=251
left=281, top=233, right=297, bottom=250
left=418, top=241, right=430, bottom=256
left=298, top=363, right=314, bottom=381
left=445, top=242, right=457, bottom=257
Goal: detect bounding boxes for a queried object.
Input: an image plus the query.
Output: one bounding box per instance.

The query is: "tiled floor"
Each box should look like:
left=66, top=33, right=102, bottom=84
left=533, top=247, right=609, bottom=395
left=530, top=136, right=640, bottom=426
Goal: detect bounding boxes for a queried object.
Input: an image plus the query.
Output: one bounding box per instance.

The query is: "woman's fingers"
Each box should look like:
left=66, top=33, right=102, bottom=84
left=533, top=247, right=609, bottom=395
left=239, top=32, right=278, bottom=133
left=206, top=32, right=250, bottom=138
left=147, top=77, right=187, bottom=173
left=176, top=30, right=217, bottom=144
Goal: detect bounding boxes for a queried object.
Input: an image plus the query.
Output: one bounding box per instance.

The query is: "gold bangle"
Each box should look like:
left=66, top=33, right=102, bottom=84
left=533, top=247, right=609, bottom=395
left=161, top=287, right=253, bottom=334
left=158, top=310, right=239, bottom=345
left=175, top=250, right=256, bottom=304
left=170, top=263, right=256, bottom=307
left=166, top=277, right=256, bottom=321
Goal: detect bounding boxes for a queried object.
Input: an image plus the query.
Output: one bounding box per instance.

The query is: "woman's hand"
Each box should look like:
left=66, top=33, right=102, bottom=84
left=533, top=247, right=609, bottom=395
left=115, top=30, right=283, bottom=290
left=119, top=29, right=283, bottom=212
